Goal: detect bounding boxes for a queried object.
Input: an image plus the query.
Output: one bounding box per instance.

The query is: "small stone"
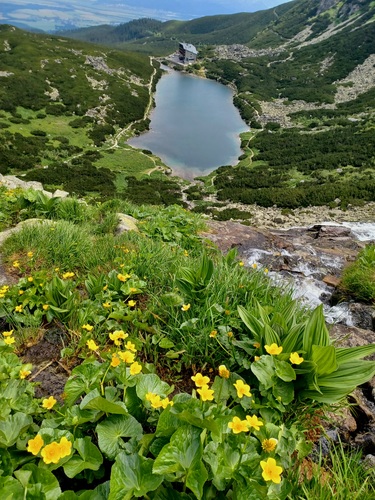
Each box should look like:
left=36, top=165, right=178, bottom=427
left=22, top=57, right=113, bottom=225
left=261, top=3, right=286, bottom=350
left=323, top=275, right=341, bottom=287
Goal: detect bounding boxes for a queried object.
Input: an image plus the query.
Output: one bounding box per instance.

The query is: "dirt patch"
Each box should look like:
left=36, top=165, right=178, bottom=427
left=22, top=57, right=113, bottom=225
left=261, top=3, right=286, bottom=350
left=22, top=329, right=69, bottom=400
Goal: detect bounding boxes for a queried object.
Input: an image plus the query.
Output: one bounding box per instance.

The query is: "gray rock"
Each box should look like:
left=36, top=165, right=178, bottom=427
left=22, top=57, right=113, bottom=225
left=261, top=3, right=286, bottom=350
left=116, top=213, right=139, bottom=234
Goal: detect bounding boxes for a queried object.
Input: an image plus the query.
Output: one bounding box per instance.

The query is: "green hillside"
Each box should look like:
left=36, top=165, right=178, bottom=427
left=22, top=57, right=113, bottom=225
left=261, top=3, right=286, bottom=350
left=0, top=26, right=185, bottom=200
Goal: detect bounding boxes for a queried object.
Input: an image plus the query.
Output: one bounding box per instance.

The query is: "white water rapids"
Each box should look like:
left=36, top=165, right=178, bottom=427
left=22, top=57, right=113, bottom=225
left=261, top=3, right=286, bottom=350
left=244, top=222, right=375, bottom=326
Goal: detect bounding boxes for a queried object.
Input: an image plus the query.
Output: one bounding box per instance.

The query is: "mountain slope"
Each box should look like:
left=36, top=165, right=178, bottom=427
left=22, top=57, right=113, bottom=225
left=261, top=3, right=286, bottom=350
left=59, top=0, right=374, bottom=54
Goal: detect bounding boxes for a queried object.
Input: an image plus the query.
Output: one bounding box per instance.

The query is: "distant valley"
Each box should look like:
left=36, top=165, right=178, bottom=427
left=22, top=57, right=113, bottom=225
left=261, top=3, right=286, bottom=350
left=0, top=0, right=374, bottom=220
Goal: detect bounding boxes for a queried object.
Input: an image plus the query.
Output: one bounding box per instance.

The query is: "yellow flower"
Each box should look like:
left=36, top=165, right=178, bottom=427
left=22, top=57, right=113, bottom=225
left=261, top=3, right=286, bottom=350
left=18, top=289, right=23, bottom=295
left=228, top=416, right=249, bottom=434
left=86, top=339, right=99, bottom=351
left=191, top=372, right=210, bottom=387
left=54, top=267, right=60, bottom=272
left=184, top=250, right=189, bottom=257
left=127, top=300, right=136, bottom=307
left=227, top=331, right=234, bottom=338
left=239, top=261, right=244, bottom=266
left=0, top=293, right=4, bottom=299
left=27, top=277, right=33, bottom=282
left=42, top=396, right=57, bottom=410
left=265, top=343, right=283, bottom=355
left=251, top=263, right=258, bottom=269
left=260, top=457, right=283, bottom=484
left=124, top=341, right=136, bottom=352
left=13, top=261, right=20, bottom=268
left=27, top=251, right=34, bottom=258
left=129, top=287, right=137, bottom=293
left=109, top=330, right=128, bottom=346
left=209, top=330, right=217, bottom=338
left=15, top=305, right=23, bottom=312
left=289, top=352, right=304, bottom=365
left=110, top=353, right=121, bottom=368
left=118, top=351, right=135, bottom=364
left=161, top=397, right=173, bottom=409
left=103, top=302, right=111, bottom=308
left=27, top=434, right=44, bottom=455
left=254, top=356, right=260, bottom=361
left=197, top=384, right=214, bottom=402
left=4, top=336, right=15, bottom=345
left=103, top=284, right=108, bottom=291
left=218, top=364, right=230, bottom=378
left=58, top=436, right=72, bottom=458
left=2, top=330, right=14, bottom=337
left=246, top=415, right=264, bottom=431
left=62, top=272, right=75, bottom=279
left=253, top=342, right=261, bottom=348
left=181, top=303, right=191, bottom=311
left=264, top=268, right=269, bottom=274
left=42, top=304, right=49, bottom=311
left=147, top=393, right=163, bottom=409
left=130, top=361, right=142, bottom=375
left=82, top=324, right=93, bottom=331
left=117, top=273, right=131, bottom=282
left=234, top=379, right=252, bottom=399
left=41, top=441, right=63, bottom=464
left=262, top=438, right=278, bottom=452
left=20, top=369, right=31, bottom=379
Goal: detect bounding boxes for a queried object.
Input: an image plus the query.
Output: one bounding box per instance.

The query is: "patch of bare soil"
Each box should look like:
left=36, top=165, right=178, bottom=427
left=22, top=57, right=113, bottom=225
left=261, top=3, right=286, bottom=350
left=22, top=328, right=70, bottom=400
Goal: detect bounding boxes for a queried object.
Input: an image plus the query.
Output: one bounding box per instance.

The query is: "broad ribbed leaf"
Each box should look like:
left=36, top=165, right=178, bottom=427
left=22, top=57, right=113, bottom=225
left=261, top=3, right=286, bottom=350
left=80, top=389, right=128, bottom=415
left=109, top=452, right=162, bottom=500
left=153, top=425, right=202, bottom=475
left=336, top=344, right=375, bottom=364
left=311, top=345, right=337, bottom=376
left=317, top=360, right=375, bottom=389
left=238, top=305, right=263, bottom=341
left=302, top=305, right=330, bottom=357
left=96, top=414, right=143, bottom=459
left=63, top=437, right=103, bottom=478
left=282, top=324, right=305, bottom=353
left=0, top=412, right=32, bottom=447
left=251, top=355, right=275, bottom=389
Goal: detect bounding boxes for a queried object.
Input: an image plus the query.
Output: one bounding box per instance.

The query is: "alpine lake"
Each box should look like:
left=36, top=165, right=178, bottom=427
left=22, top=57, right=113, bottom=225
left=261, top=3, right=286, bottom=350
left=128, top=67, right=249, bottom=179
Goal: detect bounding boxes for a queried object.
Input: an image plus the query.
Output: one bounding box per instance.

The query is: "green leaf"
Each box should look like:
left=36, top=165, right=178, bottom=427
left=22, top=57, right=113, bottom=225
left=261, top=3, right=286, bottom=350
left=302, top=305, right=330, bottom=357
left=203, top=440, right=241, bottom=491
left=80, top=389, right=128, bottom=415
left=63, top=437, right=103, bottom=478
left=272, top=379, right=294, bottom=405
left=96, top=414, right=143, bottom=459
left=186, top=458, right=208, bottom=500
left=160, top=293, right=184, bottom=307
left=153, top=425, right=203, bottom=475
left=135, top=374, right=171, bottom=401
left=0, top=476, right=24, bottom=498
left=312, top=345, right=337, bottom=376
left=0, top=412, right=32, bottom=447
left=263, top=324, right=280, bottom=347
left=15, top=464, right=61, bottom=500
left=302, top=360, right=375, bottom=403
left=159, top=338, right=175, bottom=349
left=64, top=362, right=103, bottom=406
left=335, top=344, right=375, bottom=364
left=0, top=449, right=13, bottom=476
left=237, top=305, right=263, bottom=341
left=251, top=355, right=275, bottom=390
left=282, top=324, right=304, bottom=353
left=109, top=452, right=163, bottom=500
left=156, top=405, right=184, bottom=438
left=274, top=359, right=296, bottom=382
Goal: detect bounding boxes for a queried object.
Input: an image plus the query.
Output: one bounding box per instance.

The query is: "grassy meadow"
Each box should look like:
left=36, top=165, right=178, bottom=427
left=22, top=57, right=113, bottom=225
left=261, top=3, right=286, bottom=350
left=0, top=184, right=374, bottom=498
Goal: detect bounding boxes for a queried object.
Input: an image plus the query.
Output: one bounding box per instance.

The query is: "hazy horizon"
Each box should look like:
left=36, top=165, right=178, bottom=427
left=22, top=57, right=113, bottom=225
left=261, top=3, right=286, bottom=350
left=1, top=0, right=292, bottom=32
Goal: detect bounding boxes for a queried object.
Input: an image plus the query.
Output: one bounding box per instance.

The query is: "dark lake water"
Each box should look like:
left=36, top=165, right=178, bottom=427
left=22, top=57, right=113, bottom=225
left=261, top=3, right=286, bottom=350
left=128, top=68, right=249, bottom=179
